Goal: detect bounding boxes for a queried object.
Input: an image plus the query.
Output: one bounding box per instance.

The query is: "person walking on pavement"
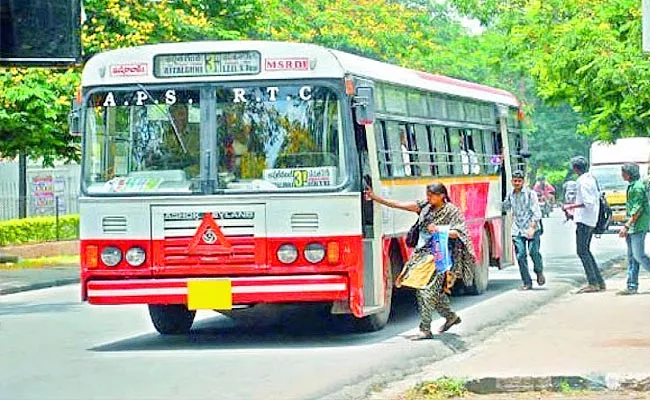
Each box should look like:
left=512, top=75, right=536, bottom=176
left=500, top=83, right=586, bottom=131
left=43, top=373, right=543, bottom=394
left=365, top=183, right=476, bottom=339
left=503, top=170, right=545, bottom=290
left=617, top=163, right=650, bottom=295
left=562, top=156, right=605, bottom=293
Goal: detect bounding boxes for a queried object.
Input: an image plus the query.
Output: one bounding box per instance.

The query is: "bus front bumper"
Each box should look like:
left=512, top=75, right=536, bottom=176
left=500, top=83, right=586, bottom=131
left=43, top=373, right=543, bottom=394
left=86, top=275, right=349, bottom=307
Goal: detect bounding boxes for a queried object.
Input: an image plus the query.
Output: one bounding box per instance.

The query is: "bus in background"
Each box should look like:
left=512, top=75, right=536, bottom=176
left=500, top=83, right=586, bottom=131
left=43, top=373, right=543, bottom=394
left=590, top=138, right=650, bottom=228
left=71, top=41, right=524, bottom=335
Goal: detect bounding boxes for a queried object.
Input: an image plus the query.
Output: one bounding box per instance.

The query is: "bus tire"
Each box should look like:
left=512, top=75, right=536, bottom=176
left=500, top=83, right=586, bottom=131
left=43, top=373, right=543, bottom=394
left=148, top=304, right=196, bottom=335
left=466, top=230, right=490, bottom=295
left=352, top=254, right=394, bottom=332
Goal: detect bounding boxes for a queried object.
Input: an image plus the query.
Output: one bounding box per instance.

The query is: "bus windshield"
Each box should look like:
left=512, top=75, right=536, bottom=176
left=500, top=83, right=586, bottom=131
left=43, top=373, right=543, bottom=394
left=590, top=166, right=627, bottom=191
left=82, top=85, right=346, bottom=195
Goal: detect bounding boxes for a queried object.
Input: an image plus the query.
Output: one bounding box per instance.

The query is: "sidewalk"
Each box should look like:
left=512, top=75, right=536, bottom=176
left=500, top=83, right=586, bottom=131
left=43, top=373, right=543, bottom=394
left=376, top=274, right=650, bottom=398
left=0, top=266, right=79, bottom=295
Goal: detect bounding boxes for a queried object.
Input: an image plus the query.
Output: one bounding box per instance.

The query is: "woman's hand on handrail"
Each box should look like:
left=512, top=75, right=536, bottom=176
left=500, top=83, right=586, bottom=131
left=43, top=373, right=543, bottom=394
left=364, top=188, right=420, bottom=213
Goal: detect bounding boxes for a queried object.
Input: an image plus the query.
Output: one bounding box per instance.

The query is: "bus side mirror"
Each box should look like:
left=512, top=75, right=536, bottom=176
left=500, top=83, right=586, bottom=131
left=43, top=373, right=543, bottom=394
left=69, top=106, right=81, bottom=137
left=353, top=86, right=375, bottom=126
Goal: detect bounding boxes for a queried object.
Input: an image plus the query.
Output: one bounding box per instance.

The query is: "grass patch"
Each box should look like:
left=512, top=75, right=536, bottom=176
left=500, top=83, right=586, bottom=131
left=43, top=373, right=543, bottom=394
left=558, top=380, right=572, bottom=394
left=0, top=255, right=79, bottom=270
left=404, top=378, right=467, bottom=400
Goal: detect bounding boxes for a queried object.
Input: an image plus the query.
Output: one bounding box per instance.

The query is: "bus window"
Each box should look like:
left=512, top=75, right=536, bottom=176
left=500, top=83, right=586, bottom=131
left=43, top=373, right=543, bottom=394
left=406, top=125, right=420, bottom=176
left=385, top=121, right=407, bottom=177
left=384, top=85, right=408, bottom=115
left=459, top=130, right=480, bottom=175
left=481, top=104, right=495, bottom=125
left=374, top=83, right=385, bottom=113
left=408, top=91, right=428, bottom=118
left=448, top=128, right=463, bottom=175
left=481, top=130, right=500, bottom=175
left=431, top=126, right=449, bottom=176
left=446, top=99, right=464, bottom=121
left=83, top=89, right=201, bottom=194
left=374, top=121, right=390, bottom=177
left=466, top=130, right=482, bottom=175
left=413, top=124, right=432, bottom=176
left=214, top=85, right=346, bottom=190
left=428, top=96, right=446, bottom=119
left=465, top=102, right=481, bottom=123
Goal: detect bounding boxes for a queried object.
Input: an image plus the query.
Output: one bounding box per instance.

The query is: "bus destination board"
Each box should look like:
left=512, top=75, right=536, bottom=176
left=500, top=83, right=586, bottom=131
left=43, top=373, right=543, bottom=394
left=154, top=51, right=260, bottom=78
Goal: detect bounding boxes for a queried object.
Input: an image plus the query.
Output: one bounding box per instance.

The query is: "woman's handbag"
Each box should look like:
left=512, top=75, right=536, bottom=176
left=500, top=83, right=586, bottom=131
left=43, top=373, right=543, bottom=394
left=405, top=223, right=420, bottom=248
left=405, top=204, right=430, bottom=248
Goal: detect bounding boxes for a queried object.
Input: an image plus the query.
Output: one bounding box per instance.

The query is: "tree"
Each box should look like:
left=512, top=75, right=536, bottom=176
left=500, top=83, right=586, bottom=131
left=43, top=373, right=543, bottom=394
left=0, top=0, right=265, bottom=163
left=526, top=101, right=591, bottom=181
left=450, top=0, right=650, bottom=141
left=82, top=0, right=262, bottom=55
left=0, top=68, right=79, bottom=164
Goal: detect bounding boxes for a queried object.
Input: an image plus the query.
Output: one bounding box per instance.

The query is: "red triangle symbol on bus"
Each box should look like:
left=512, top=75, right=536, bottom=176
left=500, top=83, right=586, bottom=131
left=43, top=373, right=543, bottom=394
left=186, top=212, right=233, bottom=253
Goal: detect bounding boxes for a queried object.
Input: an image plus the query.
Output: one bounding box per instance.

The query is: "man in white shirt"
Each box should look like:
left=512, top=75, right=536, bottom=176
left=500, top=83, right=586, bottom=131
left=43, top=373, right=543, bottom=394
left=562, top=156, right=605, bottom=293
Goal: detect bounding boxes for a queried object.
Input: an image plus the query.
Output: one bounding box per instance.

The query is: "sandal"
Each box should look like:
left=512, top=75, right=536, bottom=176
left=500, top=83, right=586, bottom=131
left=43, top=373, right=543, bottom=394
left=438, top=315, right=462, bottom=333
left=576, top=285, right=600, bottom=294
left=410, top=330, right=434, bottom=341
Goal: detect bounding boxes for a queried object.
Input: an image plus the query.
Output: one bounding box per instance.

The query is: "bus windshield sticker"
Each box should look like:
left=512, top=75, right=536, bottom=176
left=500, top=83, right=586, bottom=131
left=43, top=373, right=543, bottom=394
left=154, top=51, right=261, bottom=78
left=263, top=167, right=337, bottom=188
left=103, top=177, right=163, bottom=193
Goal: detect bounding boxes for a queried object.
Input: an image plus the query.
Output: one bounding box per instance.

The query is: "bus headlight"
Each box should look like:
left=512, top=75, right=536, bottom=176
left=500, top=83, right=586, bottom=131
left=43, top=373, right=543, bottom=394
left=277, top=244, right=298, bottom=264
left=125, top=247, right=146, bottom=267
left=304, top=243, right=326, bottom=264
left=101, top=247, right=122, bottom=267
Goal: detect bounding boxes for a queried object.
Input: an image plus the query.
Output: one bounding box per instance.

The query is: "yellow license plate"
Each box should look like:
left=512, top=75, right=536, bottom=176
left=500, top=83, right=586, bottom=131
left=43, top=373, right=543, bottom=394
left=187, top=280, right=232, bottom=310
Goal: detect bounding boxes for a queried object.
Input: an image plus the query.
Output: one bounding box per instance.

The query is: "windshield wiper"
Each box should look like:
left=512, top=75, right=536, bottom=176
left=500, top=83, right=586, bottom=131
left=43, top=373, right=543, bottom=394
left=136, top=84, right=187, bottom=154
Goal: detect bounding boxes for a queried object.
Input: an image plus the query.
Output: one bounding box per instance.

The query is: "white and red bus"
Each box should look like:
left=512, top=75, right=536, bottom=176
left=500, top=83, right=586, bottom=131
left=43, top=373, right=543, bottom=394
left=73, top=41, right=524, bottom=334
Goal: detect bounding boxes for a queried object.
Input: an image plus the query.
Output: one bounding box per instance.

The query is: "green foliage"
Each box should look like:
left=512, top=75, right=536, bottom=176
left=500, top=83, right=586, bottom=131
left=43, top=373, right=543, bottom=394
left=450, top=0, right=650, bottom=141
left=0, top=68, right=80, bottom=164
left=0, top=0, right=265, bottom=163
left=406, top=378, right=467, bottom=399
left=527, top=100, right=591, bottom=175
left=543, top=169, right=568, bottom=190
left=0, top=215, right=80, bottom=246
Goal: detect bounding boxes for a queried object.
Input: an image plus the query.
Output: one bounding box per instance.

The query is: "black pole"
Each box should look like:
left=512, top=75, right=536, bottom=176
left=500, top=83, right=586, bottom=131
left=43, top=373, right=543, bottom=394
left=55, top=196, right=60, bottom=241
left=18, top=152, right=27, bottom=219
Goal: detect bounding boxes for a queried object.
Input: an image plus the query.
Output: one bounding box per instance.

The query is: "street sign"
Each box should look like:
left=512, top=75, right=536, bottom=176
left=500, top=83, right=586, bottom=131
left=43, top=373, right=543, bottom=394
left=0, top=0, right=81, bottom=66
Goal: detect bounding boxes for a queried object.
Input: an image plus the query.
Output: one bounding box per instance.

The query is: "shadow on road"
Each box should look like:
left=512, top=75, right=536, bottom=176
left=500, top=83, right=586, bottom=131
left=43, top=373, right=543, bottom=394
left=90, top=276, right=519, bottom=353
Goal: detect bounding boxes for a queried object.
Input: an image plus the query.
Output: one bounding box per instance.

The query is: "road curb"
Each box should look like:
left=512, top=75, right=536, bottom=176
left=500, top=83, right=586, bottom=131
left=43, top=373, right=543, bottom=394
left=0, top=277, right=80, bottom=296
left=332, top=255, right=627, bottom=400
left=465, top=374, right=650, bottom=393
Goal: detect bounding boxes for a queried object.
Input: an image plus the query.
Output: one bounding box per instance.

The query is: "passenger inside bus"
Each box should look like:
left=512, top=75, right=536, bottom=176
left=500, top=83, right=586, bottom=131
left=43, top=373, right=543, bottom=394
left=400, top=128, right=412, bottom=176
left=460, top=131, right=480, bottom=175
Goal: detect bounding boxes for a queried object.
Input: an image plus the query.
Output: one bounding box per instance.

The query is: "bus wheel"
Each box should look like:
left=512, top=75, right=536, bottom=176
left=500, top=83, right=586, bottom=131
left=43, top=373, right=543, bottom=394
left=148, top=304, right=196, bottom=335
left=352, top=254, right=394, bottom=332
left=466, top=230, right=490, bottom=295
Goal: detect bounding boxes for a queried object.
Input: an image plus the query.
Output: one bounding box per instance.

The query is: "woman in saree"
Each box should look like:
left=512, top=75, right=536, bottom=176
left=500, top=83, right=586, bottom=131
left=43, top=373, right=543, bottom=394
left=365, top=183, right=477, bottom=339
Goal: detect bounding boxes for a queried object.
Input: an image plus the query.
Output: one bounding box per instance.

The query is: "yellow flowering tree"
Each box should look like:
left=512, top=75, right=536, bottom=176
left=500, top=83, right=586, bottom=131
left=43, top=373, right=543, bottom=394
left=82, top=0, right=261, bottom=54
left=256, top=0, right=443, bottom=69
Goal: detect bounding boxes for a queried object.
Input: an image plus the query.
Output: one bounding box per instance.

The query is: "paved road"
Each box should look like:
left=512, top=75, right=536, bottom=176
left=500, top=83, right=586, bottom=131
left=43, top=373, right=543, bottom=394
left=0, top=212, right=627, bottom=400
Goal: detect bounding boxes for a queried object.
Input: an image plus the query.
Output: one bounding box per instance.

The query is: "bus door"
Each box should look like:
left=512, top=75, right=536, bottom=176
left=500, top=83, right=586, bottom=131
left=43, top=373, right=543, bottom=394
left=498, top=105, right=515, bottom=267
left=353, top=86, right=387, bottom=312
